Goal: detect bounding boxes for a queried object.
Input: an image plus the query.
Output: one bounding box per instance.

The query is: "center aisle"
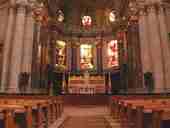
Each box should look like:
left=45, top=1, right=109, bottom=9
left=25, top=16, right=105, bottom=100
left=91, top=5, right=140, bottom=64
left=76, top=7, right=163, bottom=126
left=61, top=105, right=110, bottom=128
left=60, top=115, right=110, bottom=128
left=50, top=105, right=111, bottom=128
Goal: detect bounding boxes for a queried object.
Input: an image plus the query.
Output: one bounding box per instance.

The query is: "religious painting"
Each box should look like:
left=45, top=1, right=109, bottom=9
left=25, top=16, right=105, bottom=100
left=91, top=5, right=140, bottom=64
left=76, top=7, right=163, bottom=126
left=56, top=40, right=66, bottom=67
left=107, top=40, right=119, bottom=68
left=80, top=44, right=93, bottom=70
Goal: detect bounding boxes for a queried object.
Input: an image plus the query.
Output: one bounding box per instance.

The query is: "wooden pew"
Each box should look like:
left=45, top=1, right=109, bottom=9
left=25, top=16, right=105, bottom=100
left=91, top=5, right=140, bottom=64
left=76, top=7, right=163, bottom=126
left=0, top=96, right=64, bottom=128
left=110, top=96, right=170, bottom=128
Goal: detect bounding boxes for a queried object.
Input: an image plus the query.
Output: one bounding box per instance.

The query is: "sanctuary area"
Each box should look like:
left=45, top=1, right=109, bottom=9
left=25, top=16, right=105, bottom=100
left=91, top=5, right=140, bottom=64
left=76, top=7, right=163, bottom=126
left=0, top=0, right=170, bottom=128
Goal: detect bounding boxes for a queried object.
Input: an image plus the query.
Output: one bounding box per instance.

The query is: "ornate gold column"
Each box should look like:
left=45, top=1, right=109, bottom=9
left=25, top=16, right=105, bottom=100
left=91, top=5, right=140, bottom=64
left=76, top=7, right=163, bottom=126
left=8, top=0, right=27, bottom=92
left=1, top=0, right=15, bottom=91
left=147, top=4, right=165, bottom=92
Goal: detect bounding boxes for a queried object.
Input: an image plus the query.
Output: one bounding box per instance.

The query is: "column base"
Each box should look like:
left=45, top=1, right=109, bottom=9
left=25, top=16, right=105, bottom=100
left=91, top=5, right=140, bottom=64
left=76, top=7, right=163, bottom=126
left=0, top=86, right=5, bottom=93
left=6, top=87, right=19, bottom=94
left=153, top=88, right=166, bottom=94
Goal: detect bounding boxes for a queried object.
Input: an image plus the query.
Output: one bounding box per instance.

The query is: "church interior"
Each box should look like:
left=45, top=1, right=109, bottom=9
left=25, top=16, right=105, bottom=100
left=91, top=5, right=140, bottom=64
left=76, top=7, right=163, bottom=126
left=0, top=0, right=170, bottom=127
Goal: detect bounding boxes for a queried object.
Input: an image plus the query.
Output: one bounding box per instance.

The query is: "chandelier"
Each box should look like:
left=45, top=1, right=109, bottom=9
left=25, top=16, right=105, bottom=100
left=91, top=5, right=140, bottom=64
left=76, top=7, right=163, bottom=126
left=82, top=16, right=92, bottom=27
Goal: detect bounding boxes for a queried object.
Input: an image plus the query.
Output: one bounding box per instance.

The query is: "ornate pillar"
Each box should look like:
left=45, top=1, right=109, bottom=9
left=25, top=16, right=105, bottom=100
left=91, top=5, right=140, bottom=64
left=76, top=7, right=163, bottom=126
left=157, top=3, right=170, bottom=91
left=8, top=0, right=27, bottom=92
left=1, top=0, right=15, bottom=91
left=22, top=3, right=34, bottom=92
left=147, top=4, right=165, bottom=92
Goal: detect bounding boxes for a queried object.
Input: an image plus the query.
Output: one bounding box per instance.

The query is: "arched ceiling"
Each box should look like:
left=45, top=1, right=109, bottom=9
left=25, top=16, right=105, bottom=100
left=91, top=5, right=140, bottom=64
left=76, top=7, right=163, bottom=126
left=48, top=0, right=128, bottom=17
left=0, top=0, right=8, bottom=5
left=47, top=0, right=129, bottom=37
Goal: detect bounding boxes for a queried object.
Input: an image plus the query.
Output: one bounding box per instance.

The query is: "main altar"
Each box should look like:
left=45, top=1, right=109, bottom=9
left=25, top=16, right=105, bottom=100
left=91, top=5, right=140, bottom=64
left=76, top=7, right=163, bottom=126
left=67, top=72, right=106, bottom=94
left=52, top=12, right=120, bottom=94
left=54, top=37, right=119, bottom=94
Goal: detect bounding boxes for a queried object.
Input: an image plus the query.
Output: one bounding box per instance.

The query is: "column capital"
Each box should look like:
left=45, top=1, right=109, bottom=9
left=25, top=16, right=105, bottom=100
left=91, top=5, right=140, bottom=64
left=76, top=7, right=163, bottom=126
left=138, top=5, right=148, bottom=16
left=156, top=2, right=166, bottom=14
left=16, top=0, right=27, bottom=7
left=9, top=0, right=16, bottom=9
left=146, top=3, right=157, bottom=14
left=16, top=0, right=27, bottom=13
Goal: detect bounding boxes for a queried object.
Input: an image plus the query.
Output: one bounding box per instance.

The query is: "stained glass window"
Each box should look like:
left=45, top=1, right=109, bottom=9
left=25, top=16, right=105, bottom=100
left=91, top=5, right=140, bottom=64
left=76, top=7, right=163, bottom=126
left=57, top=10, right=64, bottom=22
left=109, top=11, right=116, bottom=22
left=107, top=40, right=119, bottom=68
left=82, top=16, right=92, bottom=27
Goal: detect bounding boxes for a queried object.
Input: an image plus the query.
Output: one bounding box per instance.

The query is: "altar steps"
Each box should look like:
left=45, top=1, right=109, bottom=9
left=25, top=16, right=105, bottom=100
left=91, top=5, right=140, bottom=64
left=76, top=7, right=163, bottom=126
left=63, top=95, right=109, bottom=105
left=59, top=116, right=110, bottom=128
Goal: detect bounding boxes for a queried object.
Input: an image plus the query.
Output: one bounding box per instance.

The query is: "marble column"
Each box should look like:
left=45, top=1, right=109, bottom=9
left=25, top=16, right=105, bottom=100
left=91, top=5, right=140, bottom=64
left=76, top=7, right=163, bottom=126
left=1, top=0, right=15, bottom=91
left=139, top=8, right=152, bottom=74
left=22, top=4, right=34, bottom=92
left=147, top=4, right=165, bottom=92
left=157, top=4, right=170, bottom=91
left=8, top=0, right=26, bottom=92
left=0, top=8, right=8, bottom=43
